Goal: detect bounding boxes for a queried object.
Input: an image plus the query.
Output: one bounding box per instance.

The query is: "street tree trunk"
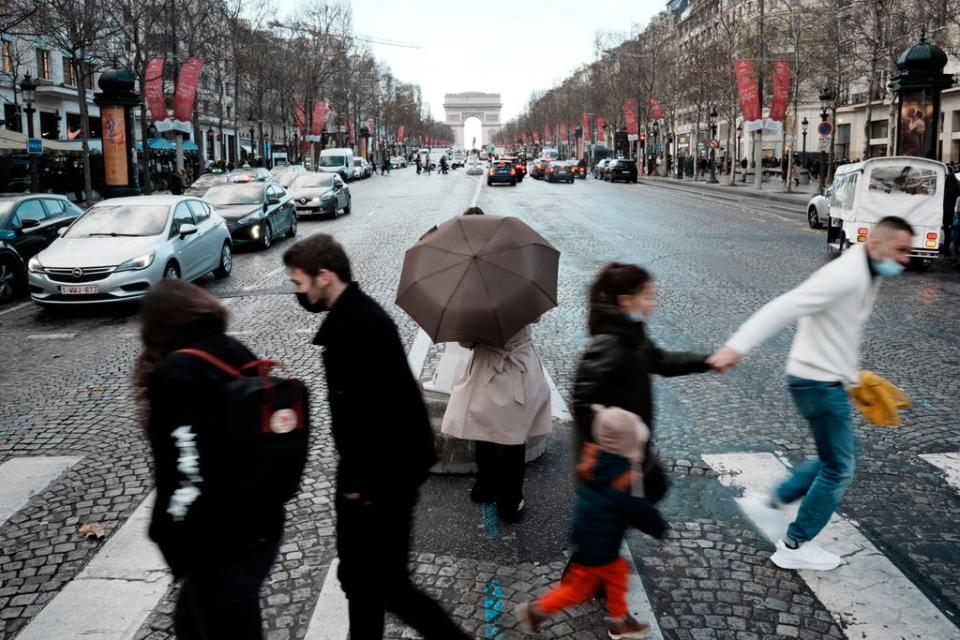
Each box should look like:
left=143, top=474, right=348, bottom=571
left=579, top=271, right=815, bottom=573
left=74, top=57, right=94, bottom=205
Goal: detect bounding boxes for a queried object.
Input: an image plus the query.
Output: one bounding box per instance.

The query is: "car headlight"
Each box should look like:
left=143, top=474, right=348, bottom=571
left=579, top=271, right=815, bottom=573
left=239, top=213, right=260, bottom=224
left=320, top=193, right=334, bottom=201
left=116, top=252, right=155, bottom=272
left=28, top=256, right=44, bottom=273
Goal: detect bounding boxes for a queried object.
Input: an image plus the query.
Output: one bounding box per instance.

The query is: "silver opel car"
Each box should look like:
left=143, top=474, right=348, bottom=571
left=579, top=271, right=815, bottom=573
left=28, top=195, right=232, bottom=306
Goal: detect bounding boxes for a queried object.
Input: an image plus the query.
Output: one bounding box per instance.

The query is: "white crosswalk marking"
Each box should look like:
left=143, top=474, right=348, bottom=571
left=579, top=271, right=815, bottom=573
left=621, top=540, right=664, bottom=640
left=919, top=452, right=960, bottom=492
left=303, top=558, right=349, bottom=640
left=0, top=456, right=82, bottom=525
left=16, top=491, right=173, bottom=640
left=702, top=452, right=960, bottom=639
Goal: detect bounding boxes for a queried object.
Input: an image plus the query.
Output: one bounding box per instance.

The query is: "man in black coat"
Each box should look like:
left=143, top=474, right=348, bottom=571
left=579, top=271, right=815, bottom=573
left=283, top=233, right=470, bottom=640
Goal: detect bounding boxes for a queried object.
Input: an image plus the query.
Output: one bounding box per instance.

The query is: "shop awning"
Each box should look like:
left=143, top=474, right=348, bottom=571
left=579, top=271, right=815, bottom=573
left=0, top=128, right=79, bottom=152
left=240, top=145, right=252, bottom=154
left=182, top=140, right=198, bottom=152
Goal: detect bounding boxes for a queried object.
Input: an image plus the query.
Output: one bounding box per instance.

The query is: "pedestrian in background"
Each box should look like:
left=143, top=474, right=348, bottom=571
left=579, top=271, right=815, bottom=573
left=284, top=234, right=470, bottom=640
left=708, top=216, right=915, bottom=571
left=134, top=280, right=283, bottom=640
left=573, top=263, right=712, bottom=502
left=514, top=406, right=665, bottom=638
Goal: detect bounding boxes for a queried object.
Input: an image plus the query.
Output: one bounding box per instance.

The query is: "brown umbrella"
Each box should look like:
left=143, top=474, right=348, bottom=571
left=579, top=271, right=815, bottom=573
left=396, top=215, right=560, bottom=346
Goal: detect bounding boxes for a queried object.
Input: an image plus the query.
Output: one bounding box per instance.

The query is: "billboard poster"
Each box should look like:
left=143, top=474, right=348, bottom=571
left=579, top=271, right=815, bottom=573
left=733, top=60, right=762, bottom=129
left=898, top=89, right=936, bottom=158
left=101, top=106, right=128, bottom=187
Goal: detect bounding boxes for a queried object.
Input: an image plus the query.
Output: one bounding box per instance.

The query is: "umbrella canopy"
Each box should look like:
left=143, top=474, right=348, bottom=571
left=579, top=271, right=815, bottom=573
left=397, top=215, right=560, bottom=346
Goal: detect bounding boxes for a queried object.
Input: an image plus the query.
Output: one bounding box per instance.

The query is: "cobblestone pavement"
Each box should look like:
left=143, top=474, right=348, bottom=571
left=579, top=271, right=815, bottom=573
left=1, top=168, right=958, bottom=640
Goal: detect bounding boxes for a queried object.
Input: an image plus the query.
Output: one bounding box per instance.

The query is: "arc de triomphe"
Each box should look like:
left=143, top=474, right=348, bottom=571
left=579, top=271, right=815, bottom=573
left=443, top=92, right=502, bottom=150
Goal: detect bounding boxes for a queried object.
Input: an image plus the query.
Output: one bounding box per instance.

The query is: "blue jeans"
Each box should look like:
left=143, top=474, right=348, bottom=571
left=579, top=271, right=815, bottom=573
left=776, top=376, right=857, bottom=544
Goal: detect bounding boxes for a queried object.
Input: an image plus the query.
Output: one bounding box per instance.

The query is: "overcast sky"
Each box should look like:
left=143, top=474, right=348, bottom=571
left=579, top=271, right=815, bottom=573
left=276, top=0, right=665, bottom=124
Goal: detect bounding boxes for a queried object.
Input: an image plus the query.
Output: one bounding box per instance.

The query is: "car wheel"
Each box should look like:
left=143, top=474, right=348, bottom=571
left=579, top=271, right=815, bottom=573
left=343, top=198, right=351, bottom=215
left=632, top=178, right=638, bottom=183
left=0, top=254, right=24, bottom=303
left=287, top=214, right=298, bottom=238
left=807, top=206, right=822, bottom=229
left=164, top=261, right=181, bottom=279
left=487, top=180, right=493, bottom=186
left=511, top=180, right=517, bottom=186
left=260, top=222, right=272, bottom=249
left=215, top=242, right=233, bottom=278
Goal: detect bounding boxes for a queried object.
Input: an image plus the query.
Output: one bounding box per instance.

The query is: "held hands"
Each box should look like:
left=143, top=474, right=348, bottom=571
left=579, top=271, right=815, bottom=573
left=706, top=346, right=742, bottom=373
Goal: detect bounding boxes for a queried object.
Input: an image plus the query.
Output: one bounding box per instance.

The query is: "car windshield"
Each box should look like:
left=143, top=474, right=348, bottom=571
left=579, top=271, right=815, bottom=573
left=319, top=156, right=346, bottom=167
left=617, top=160, right=634, bottom=167
left=204, top=184, right=265, bottom=205
left=291, top=174, right=335, bottom=189
left=869, top=165, right=938, bottom=196
left=66, top=204, right=169, bottom=237
left=354, top=159, right=363, bottom=166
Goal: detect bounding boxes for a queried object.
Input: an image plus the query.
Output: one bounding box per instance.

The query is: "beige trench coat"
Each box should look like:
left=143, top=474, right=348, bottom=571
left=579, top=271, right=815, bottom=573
left=441, top=326, right=552, bottom=446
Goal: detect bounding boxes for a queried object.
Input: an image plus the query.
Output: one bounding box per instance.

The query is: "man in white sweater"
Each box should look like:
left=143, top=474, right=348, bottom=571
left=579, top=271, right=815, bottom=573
left=708, top=216, right=914, bottom=571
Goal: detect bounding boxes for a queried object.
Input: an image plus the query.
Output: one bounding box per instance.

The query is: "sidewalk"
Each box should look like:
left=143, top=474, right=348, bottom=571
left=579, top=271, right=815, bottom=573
left=639, top=172, right=820, bottom=208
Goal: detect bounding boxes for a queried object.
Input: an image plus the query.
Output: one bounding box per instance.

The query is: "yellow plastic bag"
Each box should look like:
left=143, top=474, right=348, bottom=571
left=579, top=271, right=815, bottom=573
left=849, top=371, right=911, bottom=427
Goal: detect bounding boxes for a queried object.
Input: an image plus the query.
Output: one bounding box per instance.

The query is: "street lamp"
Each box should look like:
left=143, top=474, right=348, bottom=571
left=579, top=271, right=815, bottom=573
left=800, top=117, right=809, bottom=166
left=737, top=124, right=744, bottom=182
left=818, top=88, right=834, bottom=195
left=20, top=73, right=39, bottom=192
left=652, top=120, right=660, bottom=176
left=247, top=114, right=255, bottom=163
left=708, top=109, right=719, bottom=183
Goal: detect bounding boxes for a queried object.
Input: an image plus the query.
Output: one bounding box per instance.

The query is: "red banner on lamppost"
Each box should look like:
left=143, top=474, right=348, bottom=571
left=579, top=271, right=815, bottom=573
left=558, top=123, right=567, bottom=141
left=293, top=104, right=305, bottom=134
left=733, top=60, right=762, bottom=128
left=347, top=118, right=355, bottom=144
left=623, top=99, right=638, bottom=136
left=769, top=61, right=791, bottom=124
left=581, top=114, right=590, bottom=143
left=397, top=125, right=405, bottom=141
left=144, top=57, right=166, bottom=125
left=310, top=101, right=325, bottom=137
left=173, top=58, right=203, bottom=125
left=544, top=124, right=551, bottom=144
left=648, top=99, right=663, bottom=121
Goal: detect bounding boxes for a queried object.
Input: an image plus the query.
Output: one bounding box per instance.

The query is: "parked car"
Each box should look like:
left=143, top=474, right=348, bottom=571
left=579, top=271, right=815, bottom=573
left=502, top=156, right=526, bottom=181
left=487, top=160, right=518, bottom=186
left=204, top=182, right=296, bottom=249
left=606, top=159, right=639, bottom=183
left=806, top=187, right=831, bottom=229
left=0, top=194, right=83, bottom=303
left=28, top=195, right=232, bottom=306
left=185, top=172, right=228, bottom=196
left=546, top=161, right=575, bottom=184
left=352, top=158, right=372, bottom=180
left=287, top=172, right=352, bottom=219
left=593, top=158, right=612, bottom=179
left=390, top=156, right=408, bottom=168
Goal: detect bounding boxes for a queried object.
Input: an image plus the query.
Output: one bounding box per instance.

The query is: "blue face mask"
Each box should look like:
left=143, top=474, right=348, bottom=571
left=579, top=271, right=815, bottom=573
left=873, top=258, right=905, bottom=277
left=627, top=311, right=646, bottom=322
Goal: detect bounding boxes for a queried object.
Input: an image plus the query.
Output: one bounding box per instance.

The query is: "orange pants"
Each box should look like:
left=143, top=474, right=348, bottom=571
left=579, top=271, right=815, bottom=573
left=536, top=557, right=628, bottom=619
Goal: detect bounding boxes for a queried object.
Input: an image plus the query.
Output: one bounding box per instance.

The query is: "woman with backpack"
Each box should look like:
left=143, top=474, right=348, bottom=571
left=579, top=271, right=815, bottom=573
left=572, top=263, right=713, bottom=502
left=134, top=279, right=285, bottom=640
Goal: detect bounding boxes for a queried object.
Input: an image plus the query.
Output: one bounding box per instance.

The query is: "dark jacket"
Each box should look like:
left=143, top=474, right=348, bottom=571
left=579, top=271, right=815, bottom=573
left=314, top=282, right=437, bottom=498
left=570, top=443, right=666, bottom=566
left=146, top=333, right=284, bottom=578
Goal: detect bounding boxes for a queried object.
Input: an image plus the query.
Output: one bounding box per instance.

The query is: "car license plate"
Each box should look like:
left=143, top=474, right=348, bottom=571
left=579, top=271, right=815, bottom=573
left=59, top=285, right=99, bottom=295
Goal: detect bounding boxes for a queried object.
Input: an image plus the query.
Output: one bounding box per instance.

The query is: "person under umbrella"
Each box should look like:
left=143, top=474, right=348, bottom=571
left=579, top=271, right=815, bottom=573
left=440, top=207, right=552, bottom=523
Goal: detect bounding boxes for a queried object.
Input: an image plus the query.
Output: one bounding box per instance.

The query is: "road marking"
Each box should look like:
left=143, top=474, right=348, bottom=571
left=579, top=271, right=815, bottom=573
left=27, top=332, right=77, bottom=340
left=407, top=328, right=433, bottom=379
left=0, top=456, right=82, bottom=525
left=471, top=172, right=483, bottom=207
left=622, top=540, right=665, bottom=640
left=0, top=301, right=32, bottom=316
left=542, top=365, right=572, bottom=421
left=16, top=491, right=173, bottom=640
left=303, top=558, right=350, bottom=640
left=920, top=452, right=960, bottom=492
left=702, top=452, right=960, bottom=638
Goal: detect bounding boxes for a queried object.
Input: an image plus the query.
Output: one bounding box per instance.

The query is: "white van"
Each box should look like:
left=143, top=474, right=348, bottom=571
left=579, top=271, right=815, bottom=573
left=826, top=156, right=945, bottom=260
left=541, top=148, right=560, bottom=161
left=318, top=147, right=355, bottom=181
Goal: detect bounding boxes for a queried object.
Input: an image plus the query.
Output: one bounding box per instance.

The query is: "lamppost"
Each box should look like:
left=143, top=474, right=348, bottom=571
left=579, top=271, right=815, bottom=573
left=708, top=109, right=719, bottom=183
left=652, top=120, right=660, bottom=176
left=818, top=88, right=834, bottom=195
left=206, top=127, right=214, bottom=163
left=800, top=117, right=809, bottom=166
left=737, top=124, right=744, bottom=182
left=247, top=114, right=255, bottom=163
left=20, top=73, right=39, bottom=192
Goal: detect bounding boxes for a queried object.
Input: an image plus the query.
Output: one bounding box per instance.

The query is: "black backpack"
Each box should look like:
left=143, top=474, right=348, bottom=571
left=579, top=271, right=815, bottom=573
left=174, top=348, right=310, bottom=508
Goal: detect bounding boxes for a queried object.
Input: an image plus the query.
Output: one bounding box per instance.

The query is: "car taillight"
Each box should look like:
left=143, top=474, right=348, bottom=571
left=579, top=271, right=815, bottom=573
left=927, top=232, right=938, bottom=240
left=488, top=168, right=494, bottom=176
left=510, top=168, right=516, bottom=175
left=858, top=227, right=869, bottom=235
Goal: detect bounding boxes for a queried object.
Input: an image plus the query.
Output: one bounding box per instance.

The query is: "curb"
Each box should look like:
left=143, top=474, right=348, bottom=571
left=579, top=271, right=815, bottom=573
left=638, top=176, right=813, bottom=208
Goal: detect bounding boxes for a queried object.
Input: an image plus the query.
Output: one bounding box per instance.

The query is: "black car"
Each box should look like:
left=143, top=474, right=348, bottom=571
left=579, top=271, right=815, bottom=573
left=286, top=173, right=352, bottom=219
left=204, top=182, right=297, bottom=249
left=607, top=159, right=639, bottom=183
left=185, top=172, right=228, bottom=196
left=0, top=194, right=83, bottom=303
left=487, top=160, right=517, bottom=186
left=546, top=161, right=575, bottom=184
left=502, top=156, right=526, bottom=181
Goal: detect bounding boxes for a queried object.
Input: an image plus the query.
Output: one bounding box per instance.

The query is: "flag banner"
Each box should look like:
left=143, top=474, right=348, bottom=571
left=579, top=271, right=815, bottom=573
left=144, top=58, right=167, bottom=125
left=293, top=104, right=306, bottom=134
left=397, top=125, right=405, bottom=141
left=348, top=118, right=355, bottom=144
left=597, top=116, right=606, bottom=133
left=769, top=61, right=791, bottom=124
left=311, top=101, right=325, bottom=136
left=172, top=58, right=203, bottom=124
left=624, top=99, right=638, bottom=136
left=733, top=60, right=762, bottom=128
left=559, top=123, right=567, bottom=140
left=544, top=124, right=551, bottom=144
left=522, top=131, right=528, bottom=144
left=582, top=114, right=590, bottom=144
left=648, top=99, right=663, bottom=121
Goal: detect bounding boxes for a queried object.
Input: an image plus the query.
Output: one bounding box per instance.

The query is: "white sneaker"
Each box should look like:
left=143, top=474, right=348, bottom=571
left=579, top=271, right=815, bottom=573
left=771, top=540, right=842, bottom=571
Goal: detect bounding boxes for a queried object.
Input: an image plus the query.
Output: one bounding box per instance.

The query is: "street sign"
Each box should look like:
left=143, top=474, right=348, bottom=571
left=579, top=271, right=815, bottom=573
left=817, top=121, right=833, bottom=137
left=26, top=138, right=43, bottom=155
left=708, top=139, right=719, bottom=149
left=652, top=143, right=660, bottom=152
left=818, top=137, right=831, bottom=152
left=627, top=134, right=639, bottom=142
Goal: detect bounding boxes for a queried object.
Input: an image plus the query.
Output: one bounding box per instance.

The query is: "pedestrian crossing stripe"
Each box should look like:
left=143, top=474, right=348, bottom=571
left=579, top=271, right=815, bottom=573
left=0, top=456, right=81, bottom=525
left=702, top=452, right=960, bottom=639
left=919, top=452, right=960, bottom=493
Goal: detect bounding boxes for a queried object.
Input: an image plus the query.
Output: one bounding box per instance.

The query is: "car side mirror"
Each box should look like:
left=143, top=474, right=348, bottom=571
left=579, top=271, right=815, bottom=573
left=267, top=194, right=280, bottom=205
left=57, top=227, right=68, bottom=237
left=20, top=218, right=39, bottom=229
left=178, top=223, right=198, bottom=237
